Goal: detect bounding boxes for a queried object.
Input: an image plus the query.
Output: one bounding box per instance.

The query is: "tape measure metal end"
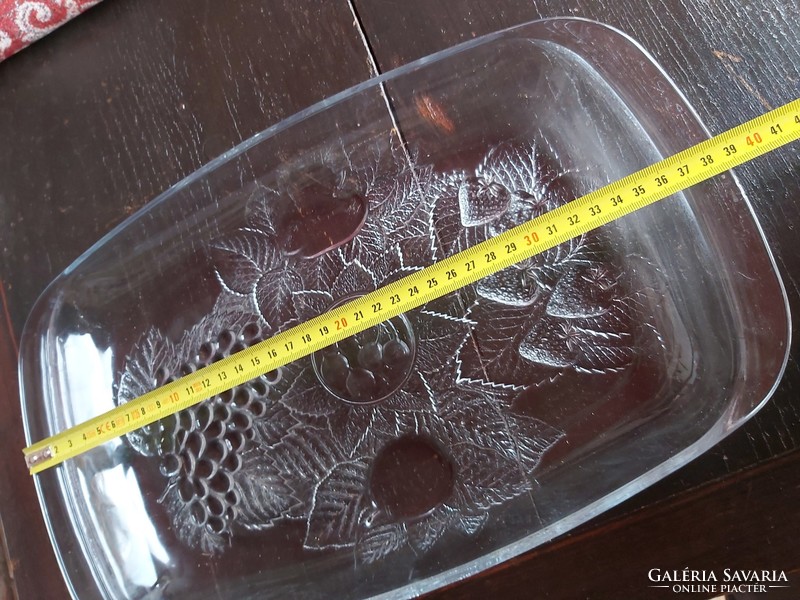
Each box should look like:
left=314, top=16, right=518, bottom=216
left=25, top=446, right=53, bottom=470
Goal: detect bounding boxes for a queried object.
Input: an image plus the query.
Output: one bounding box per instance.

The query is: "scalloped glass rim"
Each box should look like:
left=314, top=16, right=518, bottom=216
left=19, top=17, right=790, bottom=600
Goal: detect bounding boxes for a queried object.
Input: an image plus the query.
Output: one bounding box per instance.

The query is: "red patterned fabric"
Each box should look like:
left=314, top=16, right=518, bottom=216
left=0, top=0, right=101, bottom=61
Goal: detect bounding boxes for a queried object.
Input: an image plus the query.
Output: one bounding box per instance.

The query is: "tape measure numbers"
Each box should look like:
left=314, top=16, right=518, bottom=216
left=23, top=98, right=800, bottom=475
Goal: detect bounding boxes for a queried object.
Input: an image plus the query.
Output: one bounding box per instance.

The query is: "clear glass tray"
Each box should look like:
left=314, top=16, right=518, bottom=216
left=20, top=17, right=790, bottom=600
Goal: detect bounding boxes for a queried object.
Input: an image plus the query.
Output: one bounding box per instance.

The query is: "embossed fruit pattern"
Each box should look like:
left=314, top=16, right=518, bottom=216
left=118, top=140, right=663, bottom=561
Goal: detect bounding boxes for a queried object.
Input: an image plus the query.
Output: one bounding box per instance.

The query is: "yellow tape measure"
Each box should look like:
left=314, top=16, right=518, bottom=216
left=23, top=98, right=800, bottom=475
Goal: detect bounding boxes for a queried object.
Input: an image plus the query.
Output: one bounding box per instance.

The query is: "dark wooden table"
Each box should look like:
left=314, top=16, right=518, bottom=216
left=1, top=1, right=799, bottom=599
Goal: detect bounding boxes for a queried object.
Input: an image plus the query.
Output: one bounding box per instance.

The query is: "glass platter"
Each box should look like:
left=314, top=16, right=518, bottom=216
left=19, top=17, right=790, bottom=600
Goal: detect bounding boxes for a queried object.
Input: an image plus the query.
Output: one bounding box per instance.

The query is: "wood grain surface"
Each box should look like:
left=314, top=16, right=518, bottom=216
left=0, top=515, right=9, bottom=600
left=1, top=0, right=799, bottom=598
